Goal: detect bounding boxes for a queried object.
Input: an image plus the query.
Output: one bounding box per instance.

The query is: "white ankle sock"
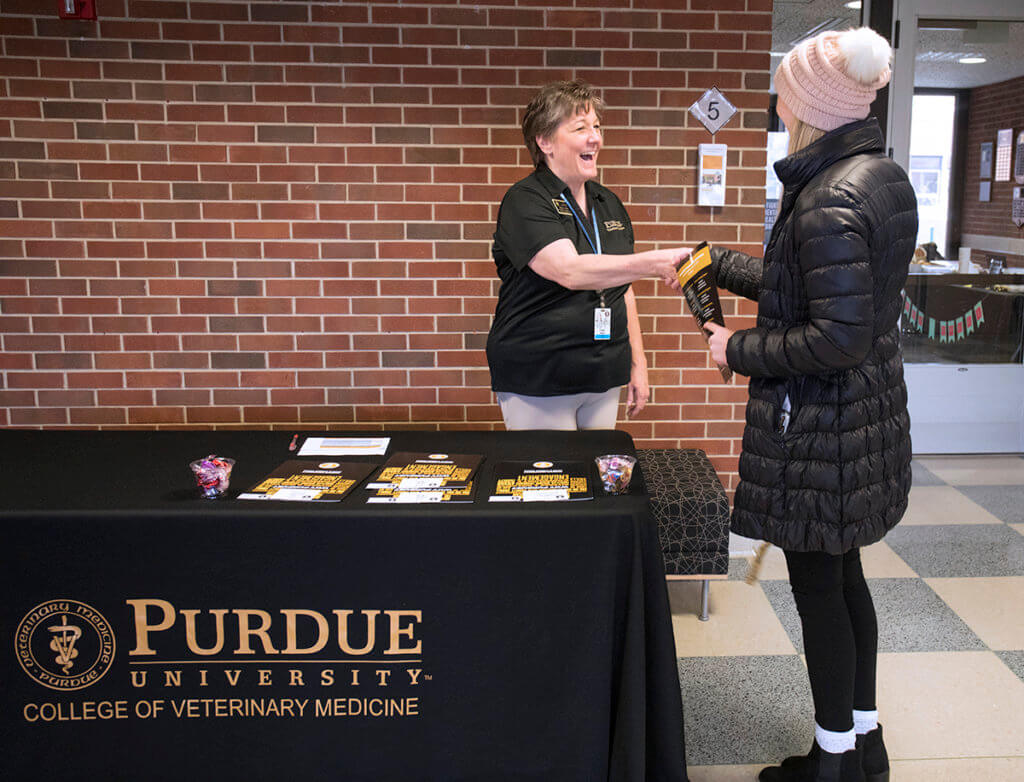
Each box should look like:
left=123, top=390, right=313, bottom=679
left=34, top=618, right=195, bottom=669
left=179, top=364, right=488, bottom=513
left=814, top=723, right=856, bottom=754
left=853, top=709, right=879, bottom=735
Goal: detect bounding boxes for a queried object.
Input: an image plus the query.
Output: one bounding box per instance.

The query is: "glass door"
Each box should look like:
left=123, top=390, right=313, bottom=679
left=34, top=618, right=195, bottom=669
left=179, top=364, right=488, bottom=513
left=893, top=4, right=1024, bottom=453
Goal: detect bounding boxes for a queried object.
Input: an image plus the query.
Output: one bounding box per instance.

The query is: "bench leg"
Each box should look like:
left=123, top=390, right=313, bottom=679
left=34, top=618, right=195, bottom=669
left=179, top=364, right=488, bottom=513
left=699, top=579, right=710, bottom=621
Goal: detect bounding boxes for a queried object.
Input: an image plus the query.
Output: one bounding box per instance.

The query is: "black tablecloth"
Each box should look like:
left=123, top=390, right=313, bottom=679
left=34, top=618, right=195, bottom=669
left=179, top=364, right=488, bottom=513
left=0, top=429, right=688, bottom=781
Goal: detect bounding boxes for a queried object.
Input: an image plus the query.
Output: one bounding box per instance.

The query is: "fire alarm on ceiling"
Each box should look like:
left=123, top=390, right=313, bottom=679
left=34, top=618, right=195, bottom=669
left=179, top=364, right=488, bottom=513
left=59, top=0, right=97, bottom=20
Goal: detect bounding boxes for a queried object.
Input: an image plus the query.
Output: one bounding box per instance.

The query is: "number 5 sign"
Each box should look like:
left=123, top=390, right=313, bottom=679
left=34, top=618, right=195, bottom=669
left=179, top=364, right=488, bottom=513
left=689, top=87, right=737, bottom=135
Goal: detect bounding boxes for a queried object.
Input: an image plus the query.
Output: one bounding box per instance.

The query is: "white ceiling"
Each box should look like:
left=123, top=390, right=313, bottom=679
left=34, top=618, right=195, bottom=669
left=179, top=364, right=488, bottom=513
left=914, top=21, right=1024, bottom=89
left=772, top=0, right=861, bottom=55
left=771, top=0, right=1024, bottom=91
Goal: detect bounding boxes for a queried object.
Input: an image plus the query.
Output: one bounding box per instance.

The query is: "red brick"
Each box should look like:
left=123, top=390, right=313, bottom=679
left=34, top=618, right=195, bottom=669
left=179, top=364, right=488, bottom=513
left=229, top=146, right=287, bottom=164
left=162, top=22, right=222, bottom=41
left=264, top=280, right=319, bottom=300
left=136, top=124, right=196, bottom=143
left=7, top=40, right=66, bottom=59
left=266, top=351, right=323, bottom=369
left=225, top=183, right=285, bottom=202
left=0, top=4, right=765, bottom=443
left=97, top=390, right=155, bottom=406
left=213, top=391, right=269, bottom=409
left=239, top=298, right=293, bottom=315
left=273, top=388, right=327, bottom=405
left=190, top=2, right=248, bottom=21
left=67, top=405, right=128, bottom=423
left=9, top=408, right=69, bottom=425
left=233, top=370, right=293, bottom=388
left=241, top=405, right=297, bottom=423
left=128, top=407, right=185, bottom=424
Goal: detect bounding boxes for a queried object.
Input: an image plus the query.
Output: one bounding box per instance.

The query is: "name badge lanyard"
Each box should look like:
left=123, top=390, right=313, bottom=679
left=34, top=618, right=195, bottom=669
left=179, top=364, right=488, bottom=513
left=561, top=194, right=611, bottom=341
left=560, top=194, right=605, bottom=307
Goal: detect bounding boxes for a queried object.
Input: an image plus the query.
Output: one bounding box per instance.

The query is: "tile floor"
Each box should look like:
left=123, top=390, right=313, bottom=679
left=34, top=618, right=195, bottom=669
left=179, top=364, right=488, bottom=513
left=672, top=454, right=1024, bottom=781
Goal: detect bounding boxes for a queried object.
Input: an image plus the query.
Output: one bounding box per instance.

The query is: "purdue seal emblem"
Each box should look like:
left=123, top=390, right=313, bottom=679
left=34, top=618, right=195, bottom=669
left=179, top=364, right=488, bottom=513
left=16, top=600, right=115, bottom=691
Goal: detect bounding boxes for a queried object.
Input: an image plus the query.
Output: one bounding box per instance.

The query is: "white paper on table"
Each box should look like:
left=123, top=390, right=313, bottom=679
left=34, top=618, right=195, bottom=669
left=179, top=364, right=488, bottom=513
left=488, top=488, right=570, bottom=502
left=367, top=491, right=444, bottom=504
left=298, top=437, right=390, bottom=456
left=238, top=487, right=330, bottom=502
left=397, top=477, right=444, bottom=490
left=521, top=488, right=570, bottom=502
left=366, top=477, right=457, bottom=490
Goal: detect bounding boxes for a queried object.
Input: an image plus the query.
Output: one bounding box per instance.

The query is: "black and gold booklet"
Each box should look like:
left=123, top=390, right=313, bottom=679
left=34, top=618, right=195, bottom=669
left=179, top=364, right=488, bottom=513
left=238, top=460, right=377, bottom=502
left=487, top=460, right=593, bottom=503
left=364, top=451, right=482, bottom=504
left=674, top=240, right=732, bottom=382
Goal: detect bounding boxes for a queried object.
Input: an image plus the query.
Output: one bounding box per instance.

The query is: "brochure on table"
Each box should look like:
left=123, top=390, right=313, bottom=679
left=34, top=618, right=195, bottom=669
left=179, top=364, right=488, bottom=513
left=238, top=460, right=377, bottom=502
left=365, top=451, right=482, bottom=504
left=488, top=460, right=593, bottom=502
left=233, top=451, right=612, bottom=505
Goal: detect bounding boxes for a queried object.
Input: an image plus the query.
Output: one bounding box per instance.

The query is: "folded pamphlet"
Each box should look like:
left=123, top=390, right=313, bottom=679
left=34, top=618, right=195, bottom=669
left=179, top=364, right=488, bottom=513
left=675, top=241, right=733, bottom=382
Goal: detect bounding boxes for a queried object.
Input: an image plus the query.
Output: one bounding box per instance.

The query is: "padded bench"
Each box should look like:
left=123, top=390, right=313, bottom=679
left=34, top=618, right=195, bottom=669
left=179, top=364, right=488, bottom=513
left=636, top=449, right=731, bottom=620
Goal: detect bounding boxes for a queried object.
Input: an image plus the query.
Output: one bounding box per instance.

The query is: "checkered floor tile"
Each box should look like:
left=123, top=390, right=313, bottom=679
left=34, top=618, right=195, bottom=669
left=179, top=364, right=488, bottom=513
left=677, top=455, right=1024, bottom=778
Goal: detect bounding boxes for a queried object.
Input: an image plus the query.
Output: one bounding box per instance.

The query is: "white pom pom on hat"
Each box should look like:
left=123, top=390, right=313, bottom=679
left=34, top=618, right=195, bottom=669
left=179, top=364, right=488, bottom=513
left=838, top=26, right=893, bottom=85
left=775, top=26, right=892, bottom=132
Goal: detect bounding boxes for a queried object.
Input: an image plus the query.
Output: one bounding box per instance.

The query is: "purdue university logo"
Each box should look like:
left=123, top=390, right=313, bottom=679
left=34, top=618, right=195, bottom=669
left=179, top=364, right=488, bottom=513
left=16, top=600, right=116, bottom=691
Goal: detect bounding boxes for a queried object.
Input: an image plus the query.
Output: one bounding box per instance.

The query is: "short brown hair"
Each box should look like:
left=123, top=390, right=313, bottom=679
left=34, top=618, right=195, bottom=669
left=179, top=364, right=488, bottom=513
left=521, top=80, right=605, bottom=168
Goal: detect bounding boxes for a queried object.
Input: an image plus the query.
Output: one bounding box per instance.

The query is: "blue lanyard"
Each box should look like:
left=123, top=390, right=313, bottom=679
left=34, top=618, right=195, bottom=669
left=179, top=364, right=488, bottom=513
left=560, top=194, right=602, bottom=255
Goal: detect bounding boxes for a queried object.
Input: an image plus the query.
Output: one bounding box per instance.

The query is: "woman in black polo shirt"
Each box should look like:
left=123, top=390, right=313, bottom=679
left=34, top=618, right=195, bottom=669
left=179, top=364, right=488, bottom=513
left=487, top=80, right=689, bottom=430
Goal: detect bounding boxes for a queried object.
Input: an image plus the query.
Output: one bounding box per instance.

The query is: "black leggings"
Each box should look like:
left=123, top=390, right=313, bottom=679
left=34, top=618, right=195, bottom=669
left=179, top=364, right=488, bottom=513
left=783, top=548, right=878, bottom=732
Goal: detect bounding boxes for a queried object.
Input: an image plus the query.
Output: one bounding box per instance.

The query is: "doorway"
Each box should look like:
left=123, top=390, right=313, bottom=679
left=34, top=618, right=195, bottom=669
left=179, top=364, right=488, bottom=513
left=891, top=2, right=1024, bottom=453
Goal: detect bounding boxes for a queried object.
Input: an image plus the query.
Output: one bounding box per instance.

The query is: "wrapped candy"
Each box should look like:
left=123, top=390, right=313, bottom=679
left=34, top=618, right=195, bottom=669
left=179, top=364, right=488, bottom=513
left=594, top=454, right=636, bottom=495
left=189, top=455, right=235, bottom=499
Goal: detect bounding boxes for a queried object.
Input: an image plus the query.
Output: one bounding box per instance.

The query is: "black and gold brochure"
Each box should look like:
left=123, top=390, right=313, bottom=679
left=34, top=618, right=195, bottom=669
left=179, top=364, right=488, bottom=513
left=365, top=452, right=482, bottom=503
left=238, top=460, right=376, bottom=502
left=675, top=240, right=733, bottom=382
left=488, top=460, right=592, bottom=502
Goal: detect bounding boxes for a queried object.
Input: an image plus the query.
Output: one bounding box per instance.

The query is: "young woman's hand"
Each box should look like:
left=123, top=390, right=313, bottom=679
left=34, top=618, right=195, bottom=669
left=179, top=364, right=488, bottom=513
left=703, top=321, right=733, bottom=367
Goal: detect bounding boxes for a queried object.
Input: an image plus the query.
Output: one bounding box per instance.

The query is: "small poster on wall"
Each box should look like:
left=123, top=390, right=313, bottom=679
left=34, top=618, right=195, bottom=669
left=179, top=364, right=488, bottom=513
left=980, top=141, right=993, bottom=179
left=980, top=181, right=991, bottom=202
left=1012, top=187, right=1024, bottom=228
left=995, top=129, right=1013, bottom=181
left=697, top=143, right=727, bottom=207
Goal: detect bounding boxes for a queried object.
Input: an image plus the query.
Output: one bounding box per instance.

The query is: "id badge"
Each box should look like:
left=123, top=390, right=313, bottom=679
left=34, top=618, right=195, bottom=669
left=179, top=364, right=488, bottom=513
left=594, top=307, right=611, bottom=340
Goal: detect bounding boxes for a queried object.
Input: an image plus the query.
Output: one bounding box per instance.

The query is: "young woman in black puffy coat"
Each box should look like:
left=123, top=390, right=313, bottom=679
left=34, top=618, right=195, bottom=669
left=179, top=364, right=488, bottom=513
left=704, top=27, right=918, bottom=782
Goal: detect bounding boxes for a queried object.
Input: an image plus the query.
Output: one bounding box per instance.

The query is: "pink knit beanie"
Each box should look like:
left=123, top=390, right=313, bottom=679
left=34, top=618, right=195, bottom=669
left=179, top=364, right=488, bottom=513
left=775, top=27, right=892, bottom=132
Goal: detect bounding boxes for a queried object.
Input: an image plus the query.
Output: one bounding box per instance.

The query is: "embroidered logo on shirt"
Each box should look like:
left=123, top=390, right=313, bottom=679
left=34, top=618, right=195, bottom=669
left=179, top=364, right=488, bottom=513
left=603, top=220, right=626, bottom=231
left=552, top=199, right=573, bottom=216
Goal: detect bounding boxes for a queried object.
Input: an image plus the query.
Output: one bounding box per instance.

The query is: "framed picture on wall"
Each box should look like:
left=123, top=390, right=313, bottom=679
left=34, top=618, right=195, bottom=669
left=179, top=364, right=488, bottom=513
left=980, top=142, right=993, bottom=179
left=1015, top=131, right=1024, bottom=185
left=995, top=129, right=1013, bottom=182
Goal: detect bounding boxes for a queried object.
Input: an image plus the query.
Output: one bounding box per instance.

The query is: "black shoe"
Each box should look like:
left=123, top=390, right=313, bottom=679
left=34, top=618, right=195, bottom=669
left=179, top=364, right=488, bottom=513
left=759, top=741, right=865, bottom=782
left=856, top=725, right=890, bottom=782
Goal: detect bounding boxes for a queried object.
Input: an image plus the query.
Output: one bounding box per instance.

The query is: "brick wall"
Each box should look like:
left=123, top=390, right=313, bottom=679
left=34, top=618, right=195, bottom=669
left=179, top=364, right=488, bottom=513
left=0, top=0, right=772, bottom=488
left=960, top=74, right=1024, bottom=268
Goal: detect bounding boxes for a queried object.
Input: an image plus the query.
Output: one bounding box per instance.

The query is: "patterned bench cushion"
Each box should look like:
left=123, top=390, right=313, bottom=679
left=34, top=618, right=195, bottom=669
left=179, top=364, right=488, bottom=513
left=636, top=449, right=730, bottom=577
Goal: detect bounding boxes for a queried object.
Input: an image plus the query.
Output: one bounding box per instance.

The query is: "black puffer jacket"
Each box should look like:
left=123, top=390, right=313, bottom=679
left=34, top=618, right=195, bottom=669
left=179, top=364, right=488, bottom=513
left=713, top=119, right=917, bottom=554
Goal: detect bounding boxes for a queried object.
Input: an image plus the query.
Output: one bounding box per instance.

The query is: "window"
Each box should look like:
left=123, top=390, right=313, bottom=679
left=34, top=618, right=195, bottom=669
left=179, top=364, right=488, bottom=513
left=910, top=155, right=942, bottom=206
left=909, top=93, right=956, bottom=249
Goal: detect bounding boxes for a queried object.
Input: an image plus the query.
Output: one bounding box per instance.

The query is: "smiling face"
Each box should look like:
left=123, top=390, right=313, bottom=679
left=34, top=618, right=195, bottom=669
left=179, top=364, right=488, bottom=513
left=536, top=106, right=603, bottom=193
